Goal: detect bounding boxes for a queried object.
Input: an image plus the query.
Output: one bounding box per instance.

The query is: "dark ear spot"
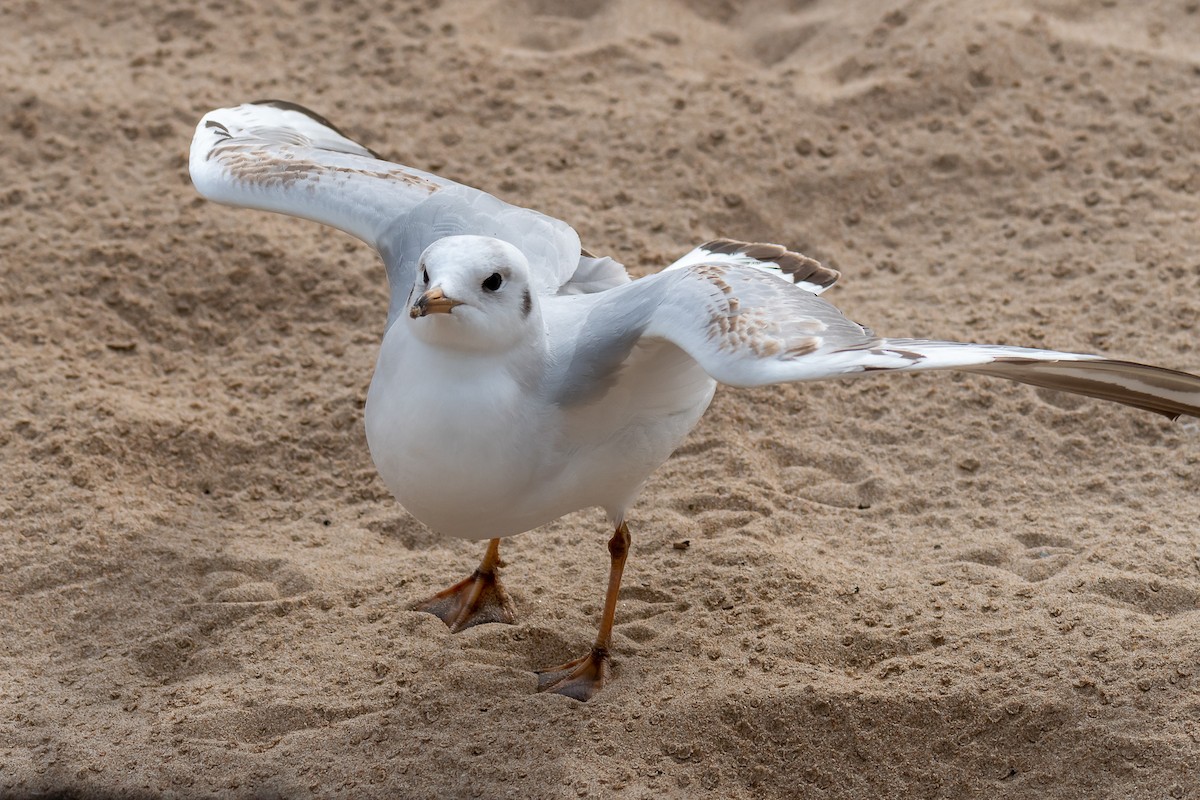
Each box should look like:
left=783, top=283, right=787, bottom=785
left=522, top=289, right=532, bottom=317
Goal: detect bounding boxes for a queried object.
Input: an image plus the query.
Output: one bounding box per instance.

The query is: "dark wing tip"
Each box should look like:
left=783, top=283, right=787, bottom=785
left=251, top=99, right=382, bottom=159
left=974, top=357, right=1200, bottom=420
left=698, top=238, right=841, bottom=291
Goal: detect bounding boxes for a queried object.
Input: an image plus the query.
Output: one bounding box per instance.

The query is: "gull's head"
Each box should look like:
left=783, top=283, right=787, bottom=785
left=406, top=235, right=539, bottom=351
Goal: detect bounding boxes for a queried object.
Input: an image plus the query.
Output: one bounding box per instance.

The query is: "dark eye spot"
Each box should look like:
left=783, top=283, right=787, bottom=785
left=482, top=272, right=502, bottom=292
left=422, top=268, right=430, bottom=284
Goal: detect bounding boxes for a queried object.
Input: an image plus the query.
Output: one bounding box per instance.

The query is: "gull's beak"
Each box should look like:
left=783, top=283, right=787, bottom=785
left=410, top=287, right=463, bottom=318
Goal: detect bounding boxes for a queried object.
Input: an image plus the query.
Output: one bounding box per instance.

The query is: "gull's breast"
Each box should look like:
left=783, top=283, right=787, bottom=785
left=364, top=332, right=555, bottom=540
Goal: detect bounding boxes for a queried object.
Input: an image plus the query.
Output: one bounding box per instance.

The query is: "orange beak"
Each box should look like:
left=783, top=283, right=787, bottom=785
left=410, top=287, right=463, bottom=318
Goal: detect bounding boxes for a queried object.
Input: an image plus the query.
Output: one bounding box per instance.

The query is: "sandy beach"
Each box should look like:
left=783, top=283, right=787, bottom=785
left=3, top=0, right=1200, bottom=796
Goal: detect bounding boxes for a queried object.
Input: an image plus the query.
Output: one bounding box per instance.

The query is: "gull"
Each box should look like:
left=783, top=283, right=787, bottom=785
left=190, top=100, right=1200, bottom=700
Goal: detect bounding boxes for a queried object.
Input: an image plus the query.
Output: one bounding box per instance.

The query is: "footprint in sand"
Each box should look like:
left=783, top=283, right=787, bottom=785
left=763, top=440, right=885, bottom=510
left=955, top=530, right=1081, bottom=583
left=614, top=585, right=678, bottom=644
left=472, top=0, right=613, bottom=53
left=1089, top=574, right=1200, bottom=618
left=133, top=556, right=313, bottom=683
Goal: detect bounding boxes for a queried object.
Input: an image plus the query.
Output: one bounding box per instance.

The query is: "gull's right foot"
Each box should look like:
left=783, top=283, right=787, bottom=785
left=414, top=568, right=516, bottom=632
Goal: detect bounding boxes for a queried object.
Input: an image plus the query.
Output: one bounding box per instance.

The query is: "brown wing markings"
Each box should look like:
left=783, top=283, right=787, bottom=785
left=693, top=264, right=824, bottom=360
left=212, top=143, right=440, bottom=193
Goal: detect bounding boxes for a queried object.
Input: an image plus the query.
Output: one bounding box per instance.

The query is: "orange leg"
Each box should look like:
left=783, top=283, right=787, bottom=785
left=536, top=522, right=630, bottom=701
left=413, top=538, right=516, bottom=632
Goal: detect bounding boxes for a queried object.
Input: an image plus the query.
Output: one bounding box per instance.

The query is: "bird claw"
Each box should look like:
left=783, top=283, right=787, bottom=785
left=413, top=569, right=516, bottom=632
left=535, top=647, right=612, bottom=701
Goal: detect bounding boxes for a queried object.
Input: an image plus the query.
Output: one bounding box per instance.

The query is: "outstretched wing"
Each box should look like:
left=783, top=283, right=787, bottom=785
left=189, top=100, right=450, bottom=248
left=554, top=260, right=1200, bottom=420
left=190, top=101, right=622, bottom=323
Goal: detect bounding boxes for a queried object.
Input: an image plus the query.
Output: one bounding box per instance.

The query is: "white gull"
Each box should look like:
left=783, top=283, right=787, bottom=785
left=190, top=101, right=1200, bottom=700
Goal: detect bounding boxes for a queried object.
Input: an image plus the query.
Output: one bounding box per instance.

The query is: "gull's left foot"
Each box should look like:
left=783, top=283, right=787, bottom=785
left=536, top=523, right=631, bottom=701
left=536, top=647, right=612, bottom=701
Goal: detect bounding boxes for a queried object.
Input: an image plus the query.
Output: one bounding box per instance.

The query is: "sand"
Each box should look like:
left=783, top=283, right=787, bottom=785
left=3, top=0, right=1200, bottom=797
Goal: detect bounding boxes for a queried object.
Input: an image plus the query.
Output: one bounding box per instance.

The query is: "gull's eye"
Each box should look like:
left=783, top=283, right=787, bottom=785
left=422, top=268, right=430, bottom=284
left=482, top=272, right=503, bottom=292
